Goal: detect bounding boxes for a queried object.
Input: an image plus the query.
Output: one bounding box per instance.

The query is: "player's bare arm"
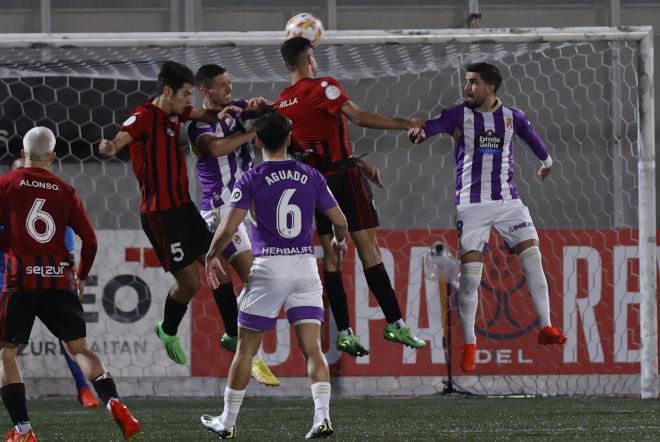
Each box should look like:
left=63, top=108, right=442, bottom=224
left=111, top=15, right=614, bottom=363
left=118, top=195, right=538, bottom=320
left=354, top=157, right=384, bottom=188
left=341, top=100, right=422, bottom=130
left=323, top=206, right=348, bottom=265
left=196, top=127, right=257, bottom=157
left=98, top=131, right=132, bottom=156
left=205, top=207, right=248, bottom=288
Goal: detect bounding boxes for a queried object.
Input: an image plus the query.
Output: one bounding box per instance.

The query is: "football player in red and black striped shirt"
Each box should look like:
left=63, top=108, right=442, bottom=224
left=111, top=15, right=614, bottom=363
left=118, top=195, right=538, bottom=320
left=98, top=61, right=237, bottom=366
left=0, top=127, right=140, bottom=441
left=275, top=37, right=426, bottom=355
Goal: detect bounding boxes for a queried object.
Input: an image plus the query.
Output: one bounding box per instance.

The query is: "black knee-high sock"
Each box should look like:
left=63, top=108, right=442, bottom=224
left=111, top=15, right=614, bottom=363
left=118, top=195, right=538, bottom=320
left=1, top=383, right=29, bottom=425
left=212, top=282, right=239, bottom=338
left=324, top=271, right=351, bottom=331
left=91, top=373, right=119, bottom=406
left=363, top=263, right=402, bottom=323
left=162, top=292, right=188, bottom=336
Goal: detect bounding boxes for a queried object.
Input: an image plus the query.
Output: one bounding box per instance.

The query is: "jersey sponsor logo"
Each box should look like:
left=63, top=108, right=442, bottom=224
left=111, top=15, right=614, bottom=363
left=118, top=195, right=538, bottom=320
left=278, top=97, right=298, bottom=109
left=25, top=263, right=67, bottom=277
left=508, top=221, right=534, bottom=233
left=260, top=245, right=314, bottom=256
left=19, top=179, right=59, bottom=191
left=122, top=115, right=137, bottom=126
left=230, top=189, right=242, bottom=203
left=324, top=85, right=340, bottom=100
left=475, top=129, right=504, bottom=154
left=264, top=169, right=309, bottom=186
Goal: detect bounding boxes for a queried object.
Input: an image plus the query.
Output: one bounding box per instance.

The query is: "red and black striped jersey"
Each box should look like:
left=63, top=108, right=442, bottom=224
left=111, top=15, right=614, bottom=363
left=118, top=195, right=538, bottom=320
left=274, top=77, right=353, bottom=173
left=122, top=101, right=193, bottom=213
left=0, top=167, right=97, bottom=293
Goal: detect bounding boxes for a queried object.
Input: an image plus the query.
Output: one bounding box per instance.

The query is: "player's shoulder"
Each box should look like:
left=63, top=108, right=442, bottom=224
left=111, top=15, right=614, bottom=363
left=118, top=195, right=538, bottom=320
left=503, top=103, right=527, bottom=118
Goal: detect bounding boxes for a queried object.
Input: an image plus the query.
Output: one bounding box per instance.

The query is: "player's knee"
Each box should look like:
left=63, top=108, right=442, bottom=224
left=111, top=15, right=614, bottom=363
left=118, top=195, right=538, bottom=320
left=64, top=337, right=90, bottom=355
left=0, top=344, right=19, bottom=359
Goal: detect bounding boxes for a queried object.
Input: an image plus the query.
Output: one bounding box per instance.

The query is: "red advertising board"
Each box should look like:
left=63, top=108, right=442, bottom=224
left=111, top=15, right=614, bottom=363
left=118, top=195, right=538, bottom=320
left=190, top=229, right=659, bottom=377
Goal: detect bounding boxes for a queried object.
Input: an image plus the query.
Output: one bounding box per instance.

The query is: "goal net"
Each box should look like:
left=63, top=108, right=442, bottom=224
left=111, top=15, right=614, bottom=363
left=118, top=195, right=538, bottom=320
left=0, top=28, right=656, bottom=398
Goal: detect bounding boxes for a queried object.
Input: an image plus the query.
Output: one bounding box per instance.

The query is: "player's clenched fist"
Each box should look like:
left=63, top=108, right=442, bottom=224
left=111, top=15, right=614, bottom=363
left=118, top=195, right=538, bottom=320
left=408, top=127, right=426, bottom=144
left=98, top=138, right=116, bottom=156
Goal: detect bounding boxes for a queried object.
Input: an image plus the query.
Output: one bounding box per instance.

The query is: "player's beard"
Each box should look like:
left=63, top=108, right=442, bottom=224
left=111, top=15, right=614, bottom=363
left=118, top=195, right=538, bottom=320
left=465, top=96, right=483, bottom=109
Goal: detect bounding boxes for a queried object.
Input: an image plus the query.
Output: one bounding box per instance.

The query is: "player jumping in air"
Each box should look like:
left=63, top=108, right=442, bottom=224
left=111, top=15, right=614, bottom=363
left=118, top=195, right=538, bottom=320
left=409, top=62, right=567, bottom=374
left=201, top=111, right=347, bottom=439
left=188, top=63, right=279, bottom=386
left=0, top=127, right=140, bottom=441
left=99, top=61, right=237, bottom=365
left=275, top=37, right=426, bottom=357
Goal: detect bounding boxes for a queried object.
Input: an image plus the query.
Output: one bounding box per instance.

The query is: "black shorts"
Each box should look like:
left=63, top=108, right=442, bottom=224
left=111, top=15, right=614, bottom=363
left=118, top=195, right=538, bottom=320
left=315, top=166, right=380, bottom=236
left=140, top=202, right=213, bottom=274
left=0, top=289, right=86, bottom=345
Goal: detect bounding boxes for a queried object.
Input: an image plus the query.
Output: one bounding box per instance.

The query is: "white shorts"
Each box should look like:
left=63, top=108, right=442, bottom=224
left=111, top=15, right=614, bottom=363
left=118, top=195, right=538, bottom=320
left=201, top=206, right=251, bottom=261
left=237, top=254, right=324, bottom=331
left=456, top=199, right=539, bottom=255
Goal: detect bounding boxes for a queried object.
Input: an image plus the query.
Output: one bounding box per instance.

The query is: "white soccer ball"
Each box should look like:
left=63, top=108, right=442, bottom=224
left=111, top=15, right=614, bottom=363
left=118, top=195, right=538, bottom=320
left=284, top=13, right=324, bottom=47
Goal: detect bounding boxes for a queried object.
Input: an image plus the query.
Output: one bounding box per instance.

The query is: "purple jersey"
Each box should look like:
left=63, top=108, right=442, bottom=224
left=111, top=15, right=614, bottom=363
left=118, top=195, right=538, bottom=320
left=230, top=160, right=337, bottom=257
left=423, top=101, right=549, bottom=206
left=187, top=99, right=258, bottom=211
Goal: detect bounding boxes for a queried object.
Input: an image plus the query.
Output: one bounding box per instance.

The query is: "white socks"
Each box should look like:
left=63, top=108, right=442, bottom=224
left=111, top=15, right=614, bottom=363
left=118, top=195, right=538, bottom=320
left=458, top=262, right=483, bottom=344
left=220, top=387, right=245, bottom=428
left=310, top=382, right=331, bottom=425
left=519, top=246, right=551, bottom=328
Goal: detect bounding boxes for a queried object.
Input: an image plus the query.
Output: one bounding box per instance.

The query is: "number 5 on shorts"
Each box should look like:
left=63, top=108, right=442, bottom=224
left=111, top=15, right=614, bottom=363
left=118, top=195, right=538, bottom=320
left=170, top=242, right=184, bottom=262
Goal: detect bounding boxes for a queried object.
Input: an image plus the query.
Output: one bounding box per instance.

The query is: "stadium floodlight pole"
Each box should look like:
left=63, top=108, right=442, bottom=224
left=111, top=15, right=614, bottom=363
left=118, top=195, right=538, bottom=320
left=637, top=28, right=657, bottom=400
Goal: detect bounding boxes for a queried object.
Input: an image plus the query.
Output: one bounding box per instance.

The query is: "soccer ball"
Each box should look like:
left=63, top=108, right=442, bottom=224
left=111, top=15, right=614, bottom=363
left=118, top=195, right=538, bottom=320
left=284, top=13, right=324, bottom=47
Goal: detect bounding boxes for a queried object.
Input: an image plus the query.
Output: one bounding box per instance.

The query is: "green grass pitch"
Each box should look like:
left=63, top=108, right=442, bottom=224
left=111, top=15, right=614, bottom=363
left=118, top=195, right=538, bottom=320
left=1, top=397, right=657, bottom=440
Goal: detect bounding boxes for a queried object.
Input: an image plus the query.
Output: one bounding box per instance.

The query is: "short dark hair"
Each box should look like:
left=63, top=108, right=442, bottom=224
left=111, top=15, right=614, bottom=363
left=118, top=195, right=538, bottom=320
left=156, top=61, right=194, bottom=95
left=254, top=111, right=292, bottom=152
left=281, top=37, right=313, bottom=71
left=465, top=62, right=502, bottom=92
left=195, top=64, right=227, bottom=89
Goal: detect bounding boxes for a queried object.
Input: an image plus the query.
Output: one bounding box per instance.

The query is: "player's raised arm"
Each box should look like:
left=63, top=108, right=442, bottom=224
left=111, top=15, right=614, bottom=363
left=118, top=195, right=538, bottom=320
left=194, top=122, right=256, bottom=158
left=98, top=130, right=132, bottom=157
left=205, top=207, right=247, bottom=288
left=341, top=99, right=422, bottom=130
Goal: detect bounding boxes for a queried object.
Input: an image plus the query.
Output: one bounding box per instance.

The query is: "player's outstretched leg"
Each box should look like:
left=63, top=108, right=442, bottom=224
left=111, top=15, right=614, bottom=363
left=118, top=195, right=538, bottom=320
left=201, top=327, right=263, bottom=439
left=59, top=340, right=99, bottom=408
left=1, top=345, right=38, bottom=442
left=156, top=263, right=203, bottom=365
left=457, top=258, right=484, bottom=374
left=350, top=229, right=425, bottom=349
left=514, top=242, right=567, bottom=346
left=294, top=323, right=334, bottom=439
left=319, top=236, right=369, bottom=357
left=64, top=339, right=141, bottom=440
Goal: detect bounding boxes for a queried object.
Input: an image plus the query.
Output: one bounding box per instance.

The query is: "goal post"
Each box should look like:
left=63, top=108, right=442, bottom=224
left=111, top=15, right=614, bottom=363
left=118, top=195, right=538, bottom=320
left=0, top=27, right=655, bottom=399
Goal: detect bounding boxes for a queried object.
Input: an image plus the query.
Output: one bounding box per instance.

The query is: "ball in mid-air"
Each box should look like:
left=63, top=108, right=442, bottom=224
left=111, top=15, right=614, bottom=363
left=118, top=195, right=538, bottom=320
left=285, top=13, right=324, bottom=47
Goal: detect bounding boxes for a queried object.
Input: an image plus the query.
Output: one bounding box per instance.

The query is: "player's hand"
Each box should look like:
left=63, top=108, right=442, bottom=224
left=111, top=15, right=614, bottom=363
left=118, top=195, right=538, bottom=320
left=407, top=118, right=424, bottom=130
left=408, top=127, right=426, bottom=144
left=205, top=256, right=227, bottom=290
left=246, top=97, right=269, bottom=111
left=77, top=279, right=86, bottom=298
left=217, top=105, right=244, bottom=121
left=98, top=139, right=116, bottom=156
left=331, top=237, right=347, bottom=267
left=355, top=158, right=384, bottom=189
left=538, top=166, right=551, bottom=180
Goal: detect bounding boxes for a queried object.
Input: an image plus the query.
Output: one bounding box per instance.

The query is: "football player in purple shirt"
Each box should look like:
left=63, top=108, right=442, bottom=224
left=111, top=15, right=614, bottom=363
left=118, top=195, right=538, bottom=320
left=410, top=62, right=566, bottom=374
left=188, top=64, right=278, bottom=386
left=201, top=111, right=347, bottom=439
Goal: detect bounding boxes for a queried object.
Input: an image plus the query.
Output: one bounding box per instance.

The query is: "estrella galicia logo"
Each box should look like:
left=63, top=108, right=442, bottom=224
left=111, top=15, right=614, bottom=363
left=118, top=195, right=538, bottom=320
left=475, top=129, right=504, bottom=154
